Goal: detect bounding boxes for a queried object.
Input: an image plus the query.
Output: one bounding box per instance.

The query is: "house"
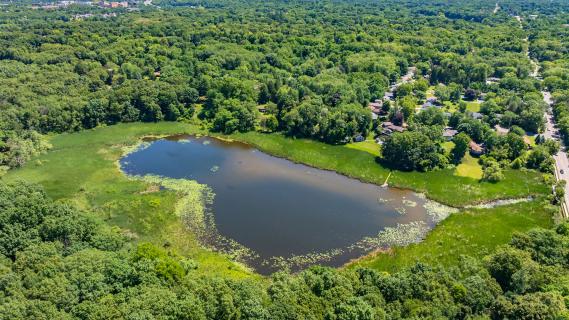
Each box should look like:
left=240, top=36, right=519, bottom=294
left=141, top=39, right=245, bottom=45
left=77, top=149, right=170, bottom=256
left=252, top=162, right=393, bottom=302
left=422, top=97, right=438, bottom=109
left=368, top=99, right=383, bottom=115
left=469, top=141, right=484, bottom=156
left=495, top=124, right=509, bottom=135
left=99, top=1, right=128, bottom=7
left=422, top=101, right=434, bottom=108
left=485, top=77, right=501, bottom=85
left=381, top=121, right=405, bottom=135
left=443, top=127, right=458, bottom=141
left=470, top=112, right=483, bottom=120
left=354, top=135, right=365, bottom=142
left=523, top=136, right=533, bottom=149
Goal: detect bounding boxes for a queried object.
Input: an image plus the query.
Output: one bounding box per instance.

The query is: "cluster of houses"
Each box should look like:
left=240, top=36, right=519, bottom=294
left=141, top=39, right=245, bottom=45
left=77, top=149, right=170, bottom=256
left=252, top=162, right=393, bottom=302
left=98, top=1, right=128, bottom=8
left=31, top=0, right=91, bottom=9
left=31, top=0, right=132, bottom=9
left=366, top=94, right=500, bottom=157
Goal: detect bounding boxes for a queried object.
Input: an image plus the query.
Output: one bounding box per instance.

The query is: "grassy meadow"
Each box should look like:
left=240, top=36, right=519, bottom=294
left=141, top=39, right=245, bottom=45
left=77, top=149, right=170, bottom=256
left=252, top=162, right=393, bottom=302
left=351, top=199, right=555, bottom=272
left=3, top=122, right=258, bottom=279
left=3, top=122, right=556, bottom=276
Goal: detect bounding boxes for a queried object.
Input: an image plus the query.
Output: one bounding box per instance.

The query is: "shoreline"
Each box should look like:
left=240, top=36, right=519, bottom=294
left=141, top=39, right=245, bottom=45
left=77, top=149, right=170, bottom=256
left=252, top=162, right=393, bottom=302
left=115, top=133, right=546, bottom=274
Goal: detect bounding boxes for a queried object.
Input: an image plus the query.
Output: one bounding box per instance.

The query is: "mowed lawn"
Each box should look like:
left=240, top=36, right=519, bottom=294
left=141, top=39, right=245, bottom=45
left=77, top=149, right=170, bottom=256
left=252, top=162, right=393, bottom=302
left=455, top=153, right=484, bottom=179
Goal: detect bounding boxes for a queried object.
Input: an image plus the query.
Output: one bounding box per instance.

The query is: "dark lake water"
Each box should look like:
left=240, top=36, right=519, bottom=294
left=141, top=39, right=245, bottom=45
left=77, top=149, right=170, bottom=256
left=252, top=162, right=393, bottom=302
left=120, top=135, right=437, bottom=274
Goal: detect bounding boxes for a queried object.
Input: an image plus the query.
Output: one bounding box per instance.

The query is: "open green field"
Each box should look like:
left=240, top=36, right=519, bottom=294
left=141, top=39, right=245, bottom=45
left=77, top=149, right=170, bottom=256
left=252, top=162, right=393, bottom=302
left=455, top=153, right=484, bottom=179
left=3, top=122, right=555, bottom=276
left=351, top=199, right=555, bottom=272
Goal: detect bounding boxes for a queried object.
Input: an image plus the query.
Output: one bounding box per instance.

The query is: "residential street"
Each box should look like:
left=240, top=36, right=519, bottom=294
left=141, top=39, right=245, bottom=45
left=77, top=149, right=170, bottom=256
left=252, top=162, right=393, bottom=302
left=542, top=91, right=569, bottom=218
left=519, top=12, right=569, bottom=218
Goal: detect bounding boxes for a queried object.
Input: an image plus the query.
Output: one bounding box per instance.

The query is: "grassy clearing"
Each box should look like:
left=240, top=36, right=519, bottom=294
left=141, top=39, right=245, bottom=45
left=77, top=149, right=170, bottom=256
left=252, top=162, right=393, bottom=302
left=351, top=199, right=555, bottom=272
left=466, top=101, right=481, bottom=112
left=455, top=153, right=484, bottom=179
left=442, top=141, right=455, bottom=155
left=345, top=140, right=381, bottom=157
left=3, top=122, right=256, bottom=279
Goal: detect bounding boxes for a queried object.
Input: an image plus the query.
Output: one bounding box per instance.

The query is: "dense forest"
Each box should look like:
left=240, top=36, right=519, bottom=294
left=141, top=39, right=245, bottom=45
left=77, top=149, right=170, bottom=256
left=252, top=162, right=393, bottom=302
left=2, top=0, right=569, bottom=318
left=1, top=180, right=568, bottom=319
left=0, top=0, right=567, bottom=175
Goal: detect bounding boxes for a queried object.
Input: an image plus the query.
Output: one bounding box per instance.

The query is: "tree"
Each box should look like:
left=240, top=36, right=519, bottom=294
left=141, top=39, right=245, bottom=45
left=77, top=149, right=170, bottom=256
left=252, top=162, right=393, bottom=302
left=261, top=115, right=279, bottom=132
left=526, top=146, right=554, bottom=172
left=415, top=107, right=446, bottom=126
left=451, top=133, right=470, bottom=163
left=327, top=298, right=376, bottom=320
left=482, top=161, right=504, bottom=182
left=381, top=131, right=446, bottom=171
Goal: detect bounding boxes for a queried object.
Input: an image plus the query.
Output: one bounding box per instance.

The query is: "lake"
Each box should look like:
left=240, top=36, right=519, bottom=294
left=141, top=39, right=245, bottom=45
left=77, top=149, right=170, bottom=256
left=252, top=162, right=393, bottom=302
left=120, top=135, right=442, bottom=274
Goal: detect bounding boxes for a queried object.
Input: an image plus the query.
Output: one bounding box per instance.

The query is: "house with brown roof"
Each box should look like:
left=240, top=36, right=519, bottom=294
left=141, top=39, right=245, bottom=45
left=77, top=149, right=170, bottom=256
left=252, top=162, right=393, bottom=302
left=381, top=121, right=405, bottom=136
left=443, top=127, right=458, bottom=141
left=469, top=141, right=484, bottom=156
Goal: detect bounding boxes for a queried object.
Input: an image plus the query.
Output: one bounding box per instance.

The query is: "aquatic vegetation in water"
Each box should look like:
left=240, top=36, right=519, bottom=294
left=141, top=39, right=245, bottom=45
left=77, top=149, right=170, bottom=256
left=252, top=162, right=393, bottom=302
left=350, top=221, right=431, bottom=252
left=202, top=140, right=211, bottom=145
left=210, top=165, right=219, bottom=173
left=121, top=140, right=151, bottom=157
left=464, top=197, right=533, bottom=209
left=424, top=199, right=459, bottom=223
left=267, top=248, right=344, bottom=271
left=377, top=197, right=389, bottom=204
left=402, top=199, right=417, bottom=207
left=134, top=175, right=214, bottom=238
left=125, top=173, right=258, bottom=265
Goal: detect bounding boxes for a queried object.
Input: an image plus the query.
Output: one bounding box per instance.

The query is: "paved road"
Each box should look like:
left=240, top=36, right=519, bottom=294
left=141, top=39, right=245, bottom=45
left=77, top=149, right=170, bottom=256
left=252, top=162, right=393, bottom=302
left=542, top=91, right=569, bottom=218
left=519, top=14, right=568, bottom=218
left=383, top=67, right=416, bottom=100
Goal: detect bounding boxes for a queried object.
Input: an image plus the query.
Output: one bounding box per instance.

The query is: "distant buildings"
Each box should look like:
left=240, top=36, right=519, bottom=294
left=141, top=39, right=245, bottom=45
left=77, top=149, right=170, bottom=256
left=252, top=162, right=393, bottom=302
left=486, top=77, right=501, bottom=85
left=31, top=1, right=91, bottom=9
left=368, top=99, right=386, bottom=120
left=98, top=1, right=128, bottom=8
left=421, top=97, right=438, bottom=109
left=353, top=135, right=365, bottom=143
left=470, top=112, right=483, bottom=120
